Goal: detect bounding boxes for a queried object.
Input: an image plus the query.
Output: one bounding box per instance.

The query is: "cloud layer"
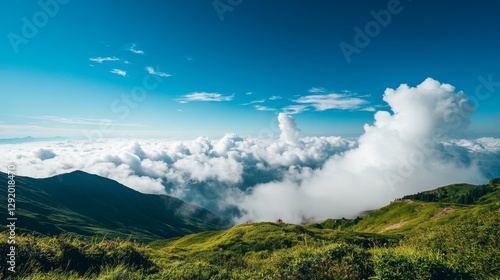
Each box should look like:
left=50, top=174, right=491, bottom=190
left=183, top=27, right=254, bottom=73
left=1, top=78, right=499, bottom=224
left=237, top=78, right=495, bottom=223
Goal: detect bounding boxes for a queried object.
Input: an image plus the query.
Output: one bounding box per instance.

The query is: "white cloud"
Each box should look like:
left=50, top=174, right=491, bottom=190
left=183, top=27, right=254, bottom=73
left=110, top=69, right=127, bottom=77
left=282, top=105, right=308, bottom=115
left=25, top=115, right=144, bottom=127
left=129, top=43, right=144, bottom=55
left=278, top=113, right=300, bottom=146
left=237, top=78, right=492, bottom=223
left=242, top=99, right=265, bottom=106
left=2, top=78, right=499, bottom=224
left=89, top=56, right=120, bottom=63
left=245, top=92, right=253, bottom=95
left=178, top=92, right=234, bottom=103
left=294, top=93, right=368, bottom=111
left=269, top=96, right=282, bottom=100
left=309, top=87, right=325, bottom=93
left=28, top=116, right=112, bottom=125
left=145, top=66, right=171, bottom=78
left=254, top=105, right=276, bottom=111
left=0, top=130, right=354, bottom=210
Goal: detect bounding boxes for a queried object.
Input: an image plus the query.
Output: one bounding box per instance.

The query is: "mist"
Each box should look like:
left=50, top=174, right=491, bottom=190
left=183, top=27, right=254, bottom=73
left=1, top=78, right=499, bottom=224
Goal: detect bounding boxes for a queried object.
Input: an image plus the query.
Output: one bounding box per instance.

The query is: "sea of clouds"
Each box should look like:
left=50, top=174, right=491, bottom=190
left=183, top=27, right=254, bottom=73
left=2, top=78, right=499, bottom=223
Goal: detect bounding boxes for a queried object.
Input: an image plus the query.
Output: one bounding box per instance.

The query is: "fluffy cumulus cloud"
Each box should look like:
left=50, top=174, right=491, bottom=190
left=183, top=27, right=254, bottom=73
left=0, top=125, right=353, bottom=215
left=236, top=78, right=499, bottom=223
left=1, top=78, right=499, bottom=224
left=278, top=113, right=300, bottom=146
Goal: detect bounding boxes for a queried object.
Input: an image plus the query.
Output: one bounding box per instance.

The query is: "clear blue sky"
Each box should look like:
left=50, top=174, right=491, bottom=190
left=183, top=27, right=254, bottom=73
left=1, top=0, right=499, bottom=139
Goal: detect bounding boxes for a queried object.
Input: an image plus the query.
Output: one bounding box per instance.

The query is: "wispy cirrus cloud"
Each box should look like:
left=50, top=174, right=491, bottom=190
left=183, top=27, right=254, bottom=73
left=145, top=66, right=171, bottom=78
left=129, top=43, right=144, bottom=55
left=242, top=99, right=265, bottom=106
left=308, top=87, right=326, bottom=93
left=26, top=115, right=144, bottom=127
left=110, top=69, right=127, bottom=77
left=30, top=116, right=112, bottom=125
left=282, top=105, right=308, bottom=115
left=293, top=91, right=369, bottom=111
left=254, top=105, right=276, bottom=111
left=269, top=95, right=282, bottom=100
left=178, top=92, right=234, bottom=103
left=89, top=56, right=120, bottom=63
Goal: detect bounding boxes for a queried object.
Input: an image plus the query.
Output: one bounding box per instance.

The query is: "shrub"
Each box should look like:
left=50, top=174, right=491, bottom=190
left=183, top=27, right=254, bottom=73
left=266, top=243, right=373, bottom=279
left=0, top=233, right=157, bottom=277
left=371, top=247, right=468, bottom=280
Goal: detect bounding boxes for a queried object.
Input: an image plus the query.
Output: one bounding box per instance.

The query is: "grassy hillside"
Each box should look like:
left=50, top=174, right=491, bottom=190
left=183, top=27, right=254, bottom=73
left=144, top=179, right=499, bottom=279
left=349, top=179, right=500, bottom=234
left=1, top=178, right=499, bottom=279
left=0, top=171, right=229, bottom=242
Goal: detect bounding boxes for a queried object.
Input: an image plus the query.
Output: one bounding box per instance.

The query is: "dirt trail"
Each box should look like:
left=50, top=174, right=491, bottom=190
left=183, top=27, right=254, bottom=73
left=432, top=208, right=455, bottom=219
left=381, top=221, right=408, bottom=232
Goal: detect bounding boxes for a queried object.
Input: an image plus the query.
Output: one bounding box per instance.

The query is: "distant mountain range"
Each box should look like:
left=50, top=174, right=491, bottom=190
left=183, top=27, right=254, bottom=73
left=0, top=136, right=67, bottom=144
left=0, top=171, right=229, bottom=242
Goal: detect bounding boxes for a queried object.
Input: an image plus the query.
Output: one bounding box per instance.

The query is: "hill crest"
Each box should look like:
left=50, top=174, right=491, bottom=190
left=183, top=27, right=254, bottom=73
left=0, top=170, right=229, bottom=242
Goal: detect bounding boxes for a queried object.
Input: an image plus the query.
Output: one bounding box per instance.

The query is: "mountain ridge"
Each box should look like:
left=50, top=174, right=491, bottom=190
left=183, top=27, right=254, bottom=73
left=0, top=170, right=230, bottom=242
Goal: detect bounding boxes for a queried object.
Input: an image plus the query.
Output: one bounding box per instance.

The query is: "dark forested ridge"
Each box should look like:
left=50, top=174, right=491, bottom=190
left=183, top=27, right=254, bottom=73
left=0, top=171, right=229, bottom=242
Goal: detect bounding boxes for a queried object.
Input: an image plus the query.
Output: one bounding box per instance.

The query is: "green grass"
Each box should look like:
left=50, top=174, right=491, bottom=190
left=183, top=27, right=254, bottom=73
left=0, top=233, right=158, bottom=279
left=1, top=178, right=499, bottom=279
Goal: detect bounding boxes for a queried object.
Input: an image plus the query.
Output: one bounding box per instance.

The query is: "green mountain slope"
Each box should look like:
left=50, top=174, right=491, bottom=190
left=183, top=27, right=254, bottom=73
left=346, top=179, right=500, bottom=234
left=144, top=179, right=500, bottom=279
left=1, top=178, right=499, bottom=279
left=0, top=171, right=229, bottom=242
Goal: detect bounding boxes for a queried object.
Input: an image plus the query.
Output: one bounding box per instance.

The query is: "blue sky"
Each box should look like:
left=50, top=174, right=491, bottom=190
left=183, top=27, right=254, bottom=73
left=1, top=0, right=499, bottom=139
